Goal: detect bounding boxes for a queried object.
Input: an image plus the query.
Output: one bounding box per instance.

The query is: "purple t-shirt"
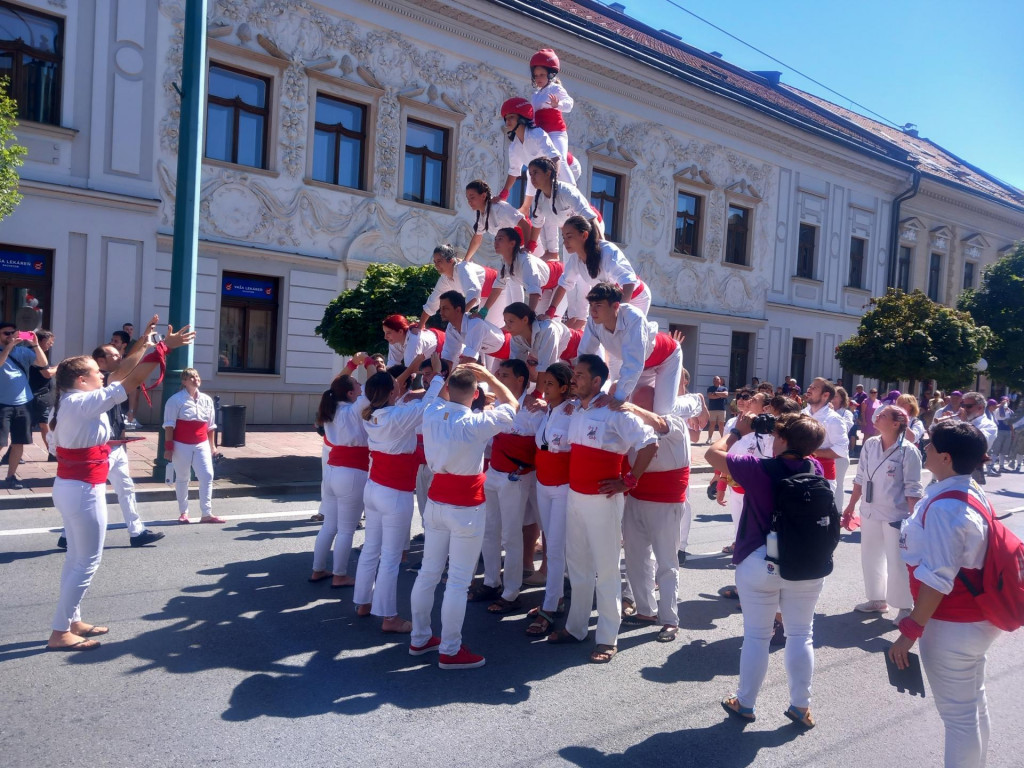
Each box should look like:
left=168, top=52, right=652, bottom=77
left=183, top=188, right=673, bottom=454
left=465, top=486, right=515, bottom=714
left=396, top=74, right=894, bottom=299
left=726, top=454, right=824, bottom=566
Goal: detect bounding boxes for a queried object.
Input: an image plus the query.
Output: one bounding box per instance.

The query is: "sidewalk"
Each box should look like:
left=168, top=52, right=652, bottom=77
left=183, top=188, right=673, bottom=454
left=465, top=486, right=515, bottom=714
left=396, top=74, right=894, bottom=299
left=0, top=426, right=734, bottom=511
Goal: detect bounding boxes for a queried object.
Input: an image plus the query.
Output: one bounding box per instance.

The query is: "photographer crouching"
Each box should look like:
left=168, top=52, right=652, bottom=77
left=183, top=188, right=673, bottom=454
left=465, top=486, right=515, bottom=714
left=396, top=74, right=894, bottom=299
left=706, top=411, right=833, bottom=728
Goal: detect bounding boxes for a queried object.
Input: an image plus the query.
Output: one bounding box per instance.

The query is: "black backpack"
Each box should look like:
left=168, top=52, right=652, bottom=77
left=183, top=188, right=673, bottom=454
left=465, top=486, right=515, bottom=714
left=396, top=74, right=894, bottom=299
left=762, top=458, right=841, bottom=581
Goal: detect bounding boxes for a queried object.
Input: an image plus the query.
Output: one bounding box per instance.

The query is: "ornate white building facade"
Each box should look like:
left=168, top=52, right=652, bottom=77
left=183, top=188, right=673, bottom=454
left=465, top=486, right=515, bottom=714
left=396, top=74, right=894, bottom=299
left=2, top=0, right=1021, bottom=423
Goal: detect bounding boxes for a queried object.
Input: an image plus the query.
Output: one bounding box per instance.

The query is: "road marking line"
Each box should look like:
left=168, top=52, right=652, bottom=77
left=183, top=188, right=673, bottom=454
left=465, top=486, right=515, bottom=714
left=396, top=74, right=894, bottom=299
left=0, top=509, right=322, bottom=537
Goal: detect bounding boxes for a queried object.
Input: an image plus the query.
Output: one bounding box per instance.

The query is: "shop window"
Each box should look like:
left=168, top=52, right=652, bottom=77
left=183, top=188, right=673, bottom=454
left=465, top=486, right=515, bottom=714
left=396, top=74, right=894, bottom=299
left=219, top=272, right=278, bottom=373
left=311, top=94, right=366, bottom=189
left=0, top=246, right=52, bottom=329
left=0, top=1, right=62, bottom=125
left=206, top=64, right=270, bottom=169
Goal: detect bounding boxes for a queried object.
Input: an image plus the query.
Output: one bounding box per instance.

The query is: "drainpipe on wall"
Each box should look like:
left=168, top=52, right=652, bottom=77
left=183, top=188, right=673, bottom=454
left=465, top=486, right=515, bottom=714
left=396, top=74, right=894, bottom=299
left=886, top=169, right=921, bottom=288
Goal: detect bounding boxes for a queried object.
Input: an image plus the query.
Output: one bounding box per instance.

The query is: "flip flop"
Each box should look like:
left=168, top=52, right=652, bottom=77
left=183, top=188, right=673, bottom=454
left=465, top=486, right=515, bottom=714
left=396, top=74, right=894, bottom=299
left=75, top=625, right=109, bottom=637
left=526, top=610, right=555, bottom=636
left=784, top=705, right=816, bottom=729
left=590, top=644, right=617, bottom=663
left=621, top=598, right=637, bottom=617
left=48, top=639, right=100, bottom=652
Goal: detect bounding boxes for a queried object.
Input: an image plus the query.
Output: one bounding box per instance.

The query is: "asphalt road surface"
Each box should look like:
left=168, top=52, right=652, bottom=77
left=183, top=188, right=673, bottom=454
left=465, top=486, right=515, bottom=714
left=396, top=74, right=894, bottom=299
left=1, top=470, right=1022, bottom=767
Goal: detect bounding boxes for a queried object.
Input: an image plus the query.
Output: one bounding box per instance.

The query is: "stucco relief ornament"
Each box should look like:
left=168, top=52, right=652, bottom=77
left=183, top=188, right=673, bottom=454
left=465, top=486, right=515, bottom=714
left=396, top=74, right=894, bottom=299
left=900, top=228, right=917, bottom=243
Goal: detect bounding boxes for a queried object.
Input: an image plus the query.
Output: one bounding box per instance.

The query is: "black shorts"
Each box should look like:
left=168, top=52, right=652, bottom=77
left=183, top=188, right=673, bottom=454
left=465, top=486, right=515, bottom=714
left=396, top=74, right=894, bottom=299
left=28, top=397, right=51, bottom=426
left=0, top=403, right=32, bottom=445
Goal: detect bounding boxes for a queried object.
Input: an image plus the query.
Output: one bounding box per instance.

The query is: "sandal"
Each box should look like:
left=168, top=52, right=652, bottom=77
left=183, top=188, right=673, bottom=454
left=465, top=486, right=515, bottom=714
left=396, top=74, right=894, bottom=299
left=546, top=628, right=585, bottom=644
left=590, top=644, right=617, bottom=663
left=73, top=624, right=109, bottom=637
left=467, top=583, right=502, bottom=603
left=722, top=696, right=756, bottom=722
left=526, top=610, right=555, bottom=636
left=784, top=705, right=815, bottom=729
left=528, top=600, right=564, bottom=618
left=722, top=543, right=735, bottom=554
left=487, top=597, right=522, bottom=614
left=621, top=598, right=637, bottom=617
left=718, top=586, right=740, bottom=600
left=656, top=625, right=679, bottom=642
left=622, top=613, right=658, bottom=626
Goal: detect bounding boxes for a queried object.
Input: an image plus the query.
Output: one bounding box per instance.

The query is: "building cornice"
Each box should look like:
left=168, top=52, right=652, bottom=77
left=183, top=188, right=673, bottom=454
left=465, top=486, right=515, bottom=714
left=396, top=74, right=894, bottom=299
left=156, top=232, right=340, bottom=269
left=766, top=301, right=863, bottom=322
left=18, top=179, right=160, bottom=213
left=915, top=181, right=1024, bottom=230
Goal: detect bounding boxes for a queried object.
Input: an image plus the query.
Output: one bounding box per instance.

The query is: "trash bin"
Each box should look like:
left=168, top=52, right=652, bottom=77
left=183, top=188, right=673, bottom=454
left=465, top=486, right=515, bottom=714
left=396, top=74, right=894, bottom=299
left=220, top=404, right=247, bottom=447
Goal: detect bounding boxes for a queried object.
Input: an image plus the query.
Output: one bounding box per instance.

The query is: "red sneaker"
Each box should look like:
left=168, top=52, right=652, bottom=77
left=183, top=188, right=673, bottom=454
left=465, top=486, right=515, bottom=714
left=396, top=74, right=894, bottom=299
left=200, top=515, right=227, bottom=524
left=409, top=636, right=441, bottom=656
left=438, top=645, right=485, bottom=669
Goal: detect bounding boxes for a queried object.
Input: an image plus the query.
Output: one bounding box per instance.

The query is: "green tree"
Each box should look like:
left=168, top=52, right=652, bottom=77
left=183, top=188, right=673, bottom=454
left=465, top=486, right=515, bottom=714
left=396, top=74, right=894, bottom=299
left=0, top=78, right=27, bottom=222
left=836, top=288, right=992, bottom=391
left=958, top=242, right=1024, bottom=390
left=316, top=263, right=440, bottom=356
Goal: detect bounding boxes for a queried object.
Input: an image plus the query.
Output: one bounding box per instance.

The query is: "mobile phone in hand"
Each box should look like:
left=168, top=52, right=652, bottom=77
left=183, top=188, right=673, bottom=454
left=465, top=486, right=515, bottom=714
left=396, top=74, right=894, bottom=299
left=17, top=331, right=34, bottom=342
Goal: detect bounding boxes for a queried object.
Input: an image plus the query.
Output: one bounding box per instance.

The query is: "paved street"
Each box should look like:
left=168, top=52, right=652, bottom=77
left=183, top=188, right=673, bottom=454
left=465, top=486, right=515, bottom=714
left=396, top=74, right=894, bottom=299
left=1, top=472, right=1022, bottom=768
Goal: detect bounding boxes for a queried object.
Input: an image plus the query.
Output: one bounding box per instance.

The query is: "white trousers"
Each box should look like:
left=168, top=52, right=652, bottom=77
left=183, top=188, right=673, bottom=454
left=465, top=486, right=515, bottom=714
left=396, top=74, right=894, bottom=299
left=482, top=468, right=534, bottom=601
left=410, top=500, right=486, bottom=656
left=860, top=517, right=913, bottom=610
left=52, top=478, right=107, bottom=631
left=535, top=481, right=568, bottom=612
left=564, top=489, right=624, bottom=646
left=727, top=487, right=743, bottom=538
left=414, top=463, right=432, bottom=526
left=565, top=281, right=589, bottom=323
left=171, top=440, right=214, bottom=517
left=311, top=465, right=367, bottom=576
left=833, top=456, right=850, bottom=512
left=735, top=546, right=824, bottom=710
left=354, top=480, right=414, bottom=617
left=108, top=445, right=144, bottom=537
left=920, top=618, right=1003, bottom=768
left=679, top=499, right=693, bottom=552
left=623, top=498, right=683, bottom=625
left=634, top=347, right=682, bottom=416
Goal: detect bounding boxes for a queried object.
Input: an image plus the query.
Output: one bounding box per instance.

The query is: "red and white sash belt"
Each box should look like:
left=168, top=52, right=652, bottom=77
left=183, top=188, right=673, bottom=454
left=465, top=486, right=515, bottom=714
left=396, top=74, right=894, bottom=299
left=369, top=451, right=419, bottom=491
left=56, top=445, right=111, bottom=485
left=173, top=420, right=208, bottom=445
left=569, top=444, right=625, bottom=495
left=429, top=472, right=487, bottom=506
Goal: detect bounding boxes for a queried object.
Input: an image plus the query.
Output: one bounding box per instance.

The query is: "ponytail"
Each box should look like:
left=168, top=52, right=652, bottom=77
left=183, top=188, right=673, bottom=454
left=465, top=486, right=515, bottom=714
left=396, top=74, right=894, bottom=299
left=528, top=157, right=558, bottom=219
left=565, top=215, right=602, bottom=278
left=496, top=227, right=524, bottom=279
left=362, top=372, right=396, bottom=421
left=316, top=373, right=357, bottom=426
left=466, top=180, right=492, bottom=234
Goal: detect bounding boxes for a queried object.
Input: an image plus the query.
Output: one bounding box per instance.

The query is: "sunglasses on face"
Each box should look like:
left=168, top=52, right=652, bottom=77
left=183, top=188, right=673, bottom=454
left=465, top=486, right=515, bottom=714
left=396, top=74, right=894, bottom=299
left=737, top=394, right=751, bottom=400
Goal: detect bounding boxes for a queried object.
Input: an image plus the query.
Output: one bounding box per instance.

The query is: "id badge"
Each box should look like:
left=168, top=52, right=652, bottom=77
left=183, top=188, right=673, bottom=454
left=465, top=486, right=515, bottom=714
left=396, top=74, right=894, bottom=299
left=864, top=480, right=873, bottom=504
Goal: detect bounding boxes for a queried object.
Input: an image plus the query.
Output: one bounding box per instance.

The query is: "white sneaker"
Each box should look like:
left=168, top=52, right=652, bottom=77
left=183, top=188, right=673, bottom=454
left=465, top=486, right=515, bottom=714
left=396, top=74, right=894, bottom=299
left=854, top=600, right=889, bottom=613
left=893, top=609, right=912, bottom=625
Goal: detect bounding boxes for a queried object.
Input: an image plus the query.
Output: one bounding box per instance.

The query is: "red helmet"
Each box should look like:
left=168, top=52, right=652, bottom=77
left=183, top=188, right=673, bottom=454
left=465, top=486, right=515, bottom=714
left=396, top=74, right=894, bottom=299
left=530, top=48, right=560, bottom=71
left=500, top=97, right=534, bottom=121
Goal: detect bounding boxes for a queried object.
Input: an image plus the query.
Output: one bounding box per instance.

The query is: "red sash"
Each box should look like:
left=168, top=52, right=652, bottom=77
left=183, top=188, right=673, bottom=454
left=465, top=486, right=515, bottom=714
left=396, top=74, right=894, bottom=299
left=429, top=472, right=486, bottom=506
left=535, top=108, right=566, bottom=133
left=817, top=457, right=837, bottom=480
left=414, top=434, right=427, bottom=466
left=569, top=444, right=625, bottom=495
left=489, top=332, right=512, bottom=361
left=644, top=332, right=677, bottom=369
left=535, top=449, right=571, bottom=487
left=369, top=451, right=419, bottom=491
left=490, top=433, right=537, bottom=474
left=56, top=445, right=111, bottom=485
left=542, top=260, right=565, bottom=291
left=428, top=329, right=445, bottom=355
left=173, top=420, right=208, bottom=445
left=632, top=466, right=690, bottom=503
left=631, top=281, right=647, bottom=300
left=323, top=437, right=370, bottom=471
left=560, top=328, right=583, bottom=362
left=481, top=267, right=498, bottom=298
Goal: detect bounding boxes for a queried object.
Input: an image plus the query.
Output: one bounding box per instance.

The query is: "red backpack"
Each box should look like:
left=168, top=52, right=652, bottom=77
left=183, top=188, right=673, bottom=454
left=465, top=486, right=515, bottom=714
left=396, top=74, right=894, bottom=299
left=929, top=490, right=1024, bottom=632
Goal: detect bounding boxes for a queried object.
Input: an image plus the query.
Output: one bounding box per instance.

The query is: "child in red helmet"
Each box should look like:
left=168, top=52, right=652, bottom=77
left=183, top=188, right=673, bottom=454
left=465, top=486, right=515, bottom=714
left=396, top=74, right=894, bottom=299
left=529, top=49, right=575, bottom=170
left=499, top=96, right=575, bottom=216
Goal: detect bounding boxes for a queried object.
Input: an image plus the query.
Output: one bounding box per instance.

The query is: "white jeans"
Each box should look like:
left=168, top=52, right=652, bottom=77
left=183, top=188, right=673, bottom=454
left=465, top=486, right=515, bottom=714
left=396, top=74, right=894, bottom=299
left=679, top=499, right=693, bottom=551
left=171, top=440, right=213, bottom=517
left=833, top=456, right=850, bottom=512
left=354, top=480, right=414, bottom=617
left=735, top=546, right=824, bottom=710
left=410, top=500, right=486, bottom=656
left=623, top=498, right=683, bottom=625
left=920, top=619, right=1003, bottom=768
left=482, top=468, right=534, bottom=601
left=727, top=487, right=743, bottom=538
left=414, top=463, right=432, bottom=526
left=311, top=465, right=367, bottom=575
left=108, top=445, right=144, bottom=537
left=52, top=478, right=107, bottom=631
left=564, top=489, right=624, bottom=646
left=860, top=517, right=912, bottom=610
left=535, top=481, right=568, bottom=612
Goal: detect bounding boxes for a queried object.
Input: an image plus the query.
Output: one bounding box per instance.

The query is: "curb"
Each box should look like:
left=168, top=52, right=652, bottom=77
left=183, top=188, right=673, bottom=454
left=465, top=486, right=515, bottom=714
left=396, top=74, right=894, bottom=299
left=0, top=482, right=322, bottom=511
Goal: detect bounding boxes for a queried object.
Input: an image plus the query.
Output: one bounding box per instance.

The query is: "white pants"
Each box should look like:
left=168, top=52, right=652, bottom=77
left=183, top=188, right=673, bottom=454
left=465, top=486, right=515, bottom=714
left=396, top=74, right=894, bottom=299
left=354, top=480, right=413, bottom=617
left=534, top=284, right=568, bottom=318
left=171, top=440, right=213, bottom=517
left=311, top=465, right=367, bottom=576
left=623, top=498, right=683, bottom=625
left=679, top=499, right=693, bottom=552
left=410, top=500, right=486, bottom=656
left=565, top=281, right=589, bottom=323
left=727, top=487, right=743, bottom=538
left=860, top=517, right=912, bottom=610
left=52, top=478, right=107, bottom=631
left=536, top=481, right=568, bottom=612
left=920, top=618, right=1002, bottom=768
left=414, top=463, right=432, bottom=526
left=482, top=468, right=534, bottom=601
left=634, top=346, right=682, bottom=416
left=626, top=283, right=652, bottom=317
left=833, top=456, right=850, bottom=512
left=564, top=489, right=624, bottom=646
left=735, top=546, right=824, bottom=710
left=108, top=445, right=144, bottom=537
left=548, top=130, right=569, bottom=166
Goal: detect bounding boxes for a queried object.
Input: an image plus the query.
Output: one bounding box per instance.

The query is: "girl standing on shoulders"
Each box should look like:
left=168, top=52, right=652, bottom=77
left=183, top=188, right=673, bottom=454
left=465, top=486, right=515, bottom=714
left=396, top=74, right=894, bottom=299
left=499, top=97, right=574, bottom=216
left=462, top=180, right=527, bottom=263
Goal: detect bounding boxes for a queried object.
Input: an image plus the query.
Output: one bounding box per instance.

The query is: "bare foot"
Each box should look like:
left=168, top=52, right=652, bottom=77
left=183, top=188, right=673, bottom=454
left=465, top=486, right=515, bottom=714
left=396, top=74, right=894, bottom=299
left=70, top=621, right=109, bottom=637
left=308, top=571, right=331, bottom=583
left=381, top=616, right=412, bottom=634
left=356, top=603, right=372, bottom=617
left=331, top=575, right=355, bottom=587
left=47, top=630, right=100, bottom=651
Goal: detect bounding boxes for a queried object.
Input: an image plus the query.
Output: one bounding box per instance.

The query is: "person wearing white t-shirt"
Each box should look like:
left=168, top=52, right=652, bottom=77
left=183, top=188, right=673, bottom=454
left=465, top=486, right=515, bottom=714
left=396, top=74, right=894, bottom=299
left=419, top=244, right=496, bottom=328
left=526, top=156, right=601, bottom=260
left=383, top=314, right=442, bottom=387
left=463, top=180, right=527, bottom=263
left=479, top=227, right=565, bottom=318
left=504, top=303, right=581, bottom=377
left=437, top=291, right=508, bottom=366
left=498, top=97, right=574, bottom=213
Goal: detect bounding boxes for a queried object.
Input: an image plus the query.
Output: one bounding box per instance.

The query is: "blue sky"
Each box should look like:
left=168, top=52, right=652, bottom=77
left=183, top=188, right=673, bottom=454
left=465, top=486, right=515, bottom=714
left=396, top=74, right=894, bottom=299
left=616, top=0, right=1024, bottom=190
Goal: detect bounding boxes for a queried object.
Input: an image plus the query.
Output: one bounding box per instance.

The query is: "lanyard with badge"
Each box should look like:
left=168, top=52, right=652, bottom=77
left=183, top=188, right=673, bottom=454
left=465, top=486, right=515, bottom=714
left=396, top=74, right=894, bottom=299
left=863, top=442, right=903, bottom=503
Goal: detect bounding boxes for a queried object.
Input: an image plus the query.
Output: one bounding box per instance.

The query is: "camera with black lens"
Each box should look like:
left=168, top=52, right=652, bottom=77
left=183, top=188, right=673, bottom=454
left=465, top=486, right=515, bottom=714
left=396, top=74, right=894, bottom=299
left=751, top=413, right=777, bottom=435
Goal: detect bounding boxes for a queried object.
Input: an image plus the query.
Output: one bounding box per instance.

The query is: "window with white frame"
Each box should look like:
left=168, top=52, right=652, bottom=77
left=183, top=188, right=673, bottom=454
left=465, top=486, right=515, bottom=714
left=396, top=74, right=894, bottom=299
left=0, top=1, right=62, bottom=125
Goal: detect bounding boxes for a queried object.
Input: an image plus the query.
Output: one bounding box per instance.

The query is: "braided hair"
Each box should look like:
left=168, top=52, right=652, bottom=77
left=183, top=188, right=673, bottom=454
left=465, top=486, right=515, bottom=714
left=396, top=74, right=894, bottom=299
left=466, top=180, right=492, bottom=234
left=496, top=227, right=526, bottom=279
left=316, top=373, right=358, bottom=426
left=362, top=372, right=397, bottom=421
left=529, top=157, right=559, bottom=219
left=48, top=355, right=96, bottom=431
left=565, top=215, right=602, bottom=278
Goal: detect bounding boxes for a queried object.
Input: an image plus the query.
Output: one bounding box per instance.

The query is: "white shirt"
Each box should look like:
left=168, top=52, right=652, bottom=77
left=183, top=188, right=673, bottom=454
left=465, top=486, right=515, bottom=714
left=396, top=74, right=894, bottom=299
left=510, top=318, right=574, bottom=372
left=163, top=389, right=216, bottom=429
left=900, top=474, right=988, bottom=595
left=834, top=407, right=855, bottom=432
left=363, top=378, right=443, bottom=454
left=567, top=401, right=658, bottom=456
left=531, top=83, right=574, bottom=118
left=423, top=261, right=487, bottom=316
left=970, top=413, right=998, bottom=449
left=803, top=402, right=850, bottom=459
left=387, top=328, right=441, bottom=368
left=630, top=408, right=688, bottom=472
left=494, top=251, right=551, bottom=301
left=508, top=126, right=564, bottom=177
left=322, top=395, right=370, bottom=448
left=854, top=436, right=924, bottom=521
left=442, top=315, right=505, bottom=361
left=557, top=240, right=639, bottom=296
left=497, top=392, right=545, bottom=439
left=421, top=400, right=516, bottom=475
left=51, top=383, right=126, bottom=450
left=579, top=303, right=657, bottom=402
left=534, top=399, right=574, bottom=454
left=473, top=199, right=524, bottom=236
left=530, top=181, right=594, bottom=230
